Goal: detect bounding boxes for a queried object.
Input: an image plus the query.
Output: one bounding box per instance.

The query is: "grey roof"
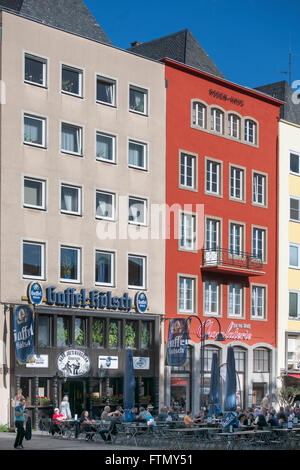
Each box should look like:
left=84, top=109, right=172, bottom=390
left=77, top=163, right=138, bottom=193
left=128, top=29, right=224, bottom=79
left=0, top=0, right=111, bottom=45
left=255, top=81, right=300, bottom=126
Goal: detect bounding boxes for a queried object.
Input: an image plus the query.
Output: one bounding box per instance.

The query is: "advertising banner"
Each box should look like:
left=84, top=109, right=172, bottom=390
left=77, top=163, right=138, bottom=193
left=13, top=305, right=35, bottom=365
left=166, top=318, right=189, bottom=367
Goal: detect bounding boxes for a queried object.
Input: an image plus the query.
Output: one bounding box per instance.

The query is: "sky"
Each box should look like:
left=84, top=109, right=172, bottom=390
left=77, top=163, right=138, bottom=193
left=85, top=0, right=300, bottom=91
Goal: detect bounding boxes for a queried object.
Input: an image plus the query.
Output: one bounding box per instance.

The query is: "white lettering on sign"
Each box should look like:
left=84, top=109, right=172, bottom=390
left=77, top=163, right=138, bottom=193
left=197, top=320, right=252, bottom=341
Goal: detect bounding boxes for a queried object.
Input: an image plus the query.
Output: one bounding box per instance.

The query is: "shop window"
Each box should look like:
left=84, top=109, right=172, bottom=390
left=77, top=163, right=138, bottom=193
left=38, top=315, right=51, bottom=347
left=125, top=320, right=138, bottom=349
left=74, top=317, right=87, bottom=346
left=57, top=316, right=71, bottom=347
left=108, top=320, right=120, bottom=348
left=141, top=321, right=153, bottom=349
left=203, top=346, right=221, bottom=372
left=92, top=319, right=105, bottom=348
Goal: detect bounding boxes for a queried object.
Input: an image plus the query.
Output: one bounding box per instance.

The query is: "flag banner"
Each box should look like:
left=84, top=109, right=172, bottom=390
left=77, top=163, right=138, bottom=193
left=167, top=319, right=189, bottom=367
left=13, top=305, right=35, bottom=365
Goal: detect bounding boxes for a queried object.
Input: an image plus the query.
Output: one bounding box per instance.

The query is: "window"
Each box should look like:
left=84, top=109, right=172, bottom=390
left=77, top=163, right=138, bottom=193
left=192, top=101, right=206, bottom=128
left=60, top=246, right=80, bottom=282
left=74, top=317, right=87, bottom=346
left=289, top=291, right=300, bottom=319
left=288, top=335, right=300, bottom=370
left=290, top=197, right=300, bottom=222
left=230, top=223, right=244, bottom=256
left=61, top=123, right=82, bottom=155
left=24, top=54, right=47, bottom=87
left=230, top=166, right=244, bottom=201
left=251, top=285, right=266, bottom=319
left=96, top=191, right=115, bottom=220
left=289, top=243, right=300, bottom=269
left=206, top=159, right=222, bottom=195
left=252, top=227, right=266, bottom=262
left=61, top=65, right=83, bottom=97
left=23, top=177, right=46, bottom=210
left=128, top=255, right=146, bottom=289
left=92, top=319, right=105, bottom=348
left=180, top=152, right=197, bottom=190
left=24, top=114, right=46, bottom=147
left=128, top=197, right=147, bottom=225
left=204, top=346, right=220, bottom=372
left=108, top=320, right=121, bottom=348
left=128, top=140, right=147, bottom=170
left=206, top=218, right=220, bottom=251
left=96, top=132, right=115, bottom=163
left=57, top=316, right=71, bottom=347
left=290, top=152, right=300, bottom=175
left=141, top=321, right=153, bottom=349
left=211, top=108, right=224, bottom=133
left=228, top=284, right=243, bottom=317
left=95, top=250, right=114, bottom=286
left=253, top=348, right=270, bottom=373
left=61, top=184, right=81, bottom=215
left=179, top=276, right=195, bottom=313
left=96, top=76, right=116, bottom=106
left=125, top=320, right=138, bottom=349
left=204, top=280, right=220, bottom=315
left=244, top=119, right=257, bottom=144
left=23, top=241, right=45, bottom=279
left=38, top=315, right=51, bottom=348
left=228, top=114, right=241, bottom=139
left=180, top=213, right=196, bottom=251
left=129, top=85, right=148, bottom=115
left=252, top=172, right=266, bottom=206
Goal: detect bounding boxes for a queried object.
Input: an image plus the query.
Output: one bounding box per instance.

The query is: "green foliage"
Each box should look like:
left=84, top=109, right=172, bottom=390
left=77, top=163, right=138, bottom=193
left=0, top=424, right=9, bottom=432
left=92, top=320, right=104, bottom=347
left=141, top=325, right=150, bottom=348
left=277, top=385, right=300, bottom=407
left=109, top=322, right=118, bottom=347
left=125, top=323, right=136, bottom=348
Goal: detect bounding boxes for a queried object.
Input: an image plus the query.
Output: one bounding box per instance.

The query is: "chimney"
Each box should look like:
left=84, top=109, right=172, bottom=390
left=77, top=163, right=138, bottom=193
left=131, top=41, right=142, bottom=47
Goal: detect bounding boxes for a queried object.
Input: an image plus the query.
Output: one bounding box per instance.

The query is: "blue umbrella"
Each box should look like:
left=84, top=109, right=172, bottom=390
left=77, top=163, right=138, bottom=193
left=208, top=352, right=222, bottom=418
left=222, top=346, right=238, bottom=429
left=123, top=349, right=136, bottom=422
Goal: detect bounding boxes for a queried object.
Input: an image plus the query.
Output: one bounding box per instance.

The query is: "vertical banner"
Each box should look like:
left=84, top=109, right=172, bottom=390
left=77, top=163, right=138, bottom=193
left=166, top=318, right=189, bottom=366
left=13, top=305, right=35, bottom=365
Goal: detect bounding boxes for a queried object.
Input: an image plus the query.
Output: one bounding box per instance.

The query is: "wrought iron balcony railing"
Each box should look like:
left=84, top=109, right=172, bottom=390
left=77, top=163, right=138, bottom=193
left=202, top=248, right=264, bottom=274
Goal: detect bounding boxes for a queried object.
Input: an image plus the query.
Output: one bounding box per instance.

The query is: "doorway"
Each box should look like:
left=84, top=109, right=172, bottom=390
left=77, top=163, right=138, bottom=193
left=61, top=380, right=87, bottom=417
left=252, top=383, right=266, bottom=406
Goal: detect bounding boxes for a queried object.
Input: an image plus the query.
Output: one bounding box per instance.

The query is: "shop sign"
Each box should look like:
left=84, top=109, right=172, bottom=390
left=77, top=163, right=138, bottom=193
left=98, top=356, right=119, bottom=369
left=171, top=377, right=187, bottom=387
left=198, top=320, right=252, bottom=342
left=57, top=350, right=91, bottom=377
left=133, top=357, right=150, bottom=370
left=209, top=88, right=244, bottom=107
left=28, top=281, right=43, bottom=305
left=135, top=292, right=148, bottom=313
left=26, top=354, right=49, bottom=368
left=13, top=305, right=35, bottom=365
left=166, top=319, right=189, bottom=367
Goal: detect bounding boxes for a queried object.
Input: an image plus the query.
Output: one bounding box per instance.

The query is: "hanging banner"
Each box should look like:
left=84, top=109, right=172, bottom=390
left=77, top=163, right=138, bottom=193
left=166, top=318, right=189, bottom=367
left=13, top=305, right=35, bottom=365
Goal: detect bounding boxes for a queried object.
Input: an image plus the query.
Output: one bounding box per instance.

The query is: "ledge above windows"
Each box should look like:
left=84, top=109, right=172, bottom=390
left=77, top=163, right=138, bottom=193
left=191, top=99, right=259, bottom=147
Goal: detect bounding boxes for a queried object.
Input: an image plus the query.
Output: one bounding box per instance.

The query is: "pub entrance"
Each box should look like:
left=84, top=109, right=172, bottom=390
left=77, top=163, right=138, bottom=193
left=61, top=379, right=87, bottom=417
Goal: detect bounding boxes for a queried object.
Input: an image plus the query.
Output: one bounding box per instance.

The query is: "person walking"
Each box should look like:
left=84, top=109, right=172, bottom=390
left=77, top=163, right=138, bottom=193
left=59, top=395, right=72, bottom=419
left=261, top=393, right=270, bottom=410
left=14, top=397, right=27, bottom=449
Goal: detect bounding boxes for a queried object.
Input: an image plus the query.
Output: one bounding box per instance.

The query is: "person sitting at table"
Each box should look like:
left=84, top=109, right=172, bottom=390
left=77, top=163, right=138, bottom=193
left=277, top=407, right=288, bottom=427
left=267, top=410, right=279, bottom=427
left=194, top=410, right=205, bottom=423
left=254, top=408, right=268, bottom=429
left=80, top=410, right=97, bottom=441
left=51, top=408, right=66, bottom=435
left=184, top=411, right=197, bottom=427
left=157, top=407, right=168, bottom=422
left=137, top=406, right=153, bottom=422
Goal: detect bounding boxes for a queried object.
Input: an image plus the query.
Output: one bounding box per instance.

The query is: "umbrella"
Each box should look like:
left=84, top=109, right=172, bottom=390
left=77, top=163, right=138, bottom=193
left=222, top=346, right=237, bottom=429
left=123, top=349, right=136, bottom=422
left=208, top=352, right=221, bottom=418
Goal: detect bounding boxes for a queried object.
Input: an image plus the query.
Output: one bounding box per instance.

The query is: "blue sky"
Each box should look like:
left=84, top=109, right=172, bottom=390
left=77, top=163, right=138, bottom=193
left=85, top=0, right=300, bottom=90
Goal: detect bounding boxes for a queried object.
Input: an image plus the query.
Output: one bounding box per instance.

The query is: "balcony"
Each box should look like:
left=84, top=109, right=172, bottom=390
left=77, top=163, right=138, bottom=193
left=201, top=248, right=265, bottom=276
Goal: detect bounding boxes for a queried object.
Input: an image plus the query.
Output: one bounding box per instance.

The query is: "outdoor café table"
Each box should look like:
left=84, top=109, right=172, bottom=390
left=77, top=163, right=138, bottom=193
left=165, top=426, right=218, bottom=449
left=218, top=429, right=273, bottom=450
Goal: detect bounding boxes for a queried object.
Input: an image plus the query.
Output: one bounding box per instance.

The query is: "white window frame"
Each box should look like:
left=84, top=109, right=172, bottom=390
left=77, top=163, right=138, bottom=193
left=60, top=183, right=82, bottom=216
left=128, top=254, right=146, bottom=289
left=290, top=196, right=300, bottom=222
left=230, top=165, right=244, bottom=201
left=22, top=241, right=45, bottom=280
left=129, top=84, right=148, bottom=115
left=95, top=190, right=116, bottom=221
left=95, top=250, right=115, bottom=287
left=179, top=212, right=197, bottom=251
left=60, top=245, right=81, bottom=284
left=96, top=75, right=116, bottom=107
left=206, top=159, right=222, bottom=196
left=244, top=119, right=256, bottom=144
left=23, top=113, right=46, bottom=148
left=252, top=172, right=267, bottom=206
left=180, top=152, right=197, bottom=191
left=289, top=290, right=300, bottom=319
left=229, top=223, right=244, bottom=256
left=252, top=227, right=266, bottom=263
left=206, top=218, right=221, bottom=251
left=228, top=114, right=241, bottom=139
left=23, top=176, right=46, bottom=210
left=228, top=283, right=243, bottom=318
left=192, top=101, right=206, bottom=128
left=178, top=276, right=196, bottom=314
left=128, top=196, right=147, bottom=226
left=24, top=53, right=47, bottom=88
left=128, top=139, right=147, bottom=170
left=61, top=122, right=83, bottom=156
left=289, top=243, right=300, bottom=269
left=211, top=108, right=224, bottom=133
left=290, top=152, right=300, bottom=176
left=251, top=285, right=266, bottom=320
left=96, top=131, right=116, bottom=163
left=61, top=64, right=83, bottom=98
left=204, top=280, right=220, bottom=316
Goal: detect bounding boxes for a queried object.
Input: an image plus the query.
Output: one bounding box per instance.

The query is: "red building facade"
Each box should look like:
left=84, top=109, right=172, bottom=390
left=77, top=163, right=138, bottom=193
left=164, top=59, right=282, bottom=412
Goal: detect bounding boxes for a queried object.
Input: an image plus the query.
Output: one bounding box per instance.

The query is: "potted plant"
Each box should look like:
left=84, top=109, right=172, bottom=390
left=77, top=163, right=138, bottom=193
left=38, top=396, right=52, bottom=407
left=140, top=395, right=152, bottom=404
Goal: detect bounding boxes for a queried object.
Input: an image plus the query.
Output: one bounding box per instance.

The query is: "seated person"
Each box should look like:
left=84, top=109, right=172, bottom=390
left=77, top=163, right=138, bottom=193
left=267, top=411, right=279, bottom=427
left=157, top=407, right=168, bottom=422
left=184, top=411, right=196, bottom=427
left=137, top=406, right=153, bottom=422
left=254, top=410, right=268, bottom=429
left=51, top=408, right=66, bottom=435
left=80, top=411, right=96, bottom=440
left=194, top=410, right=205, bottom=423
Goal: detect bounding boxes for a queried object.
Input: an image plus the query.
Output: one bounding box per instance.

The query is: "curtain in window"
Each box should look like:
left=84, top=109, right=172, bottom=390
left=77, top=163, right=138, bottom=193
left=96, top=134, right=112, bottom=160
left=96, top=193, right=112, bottom=218
left=97, top=81, right=113, bottom=103
left=96, top=252, right=111, bottom=284
left=61, top=186, right=78, bottom=212
left=129, top=142, right=144, bottom=167
left=62, top=125, right=80, bottom=153
left=24, top=117, right=43, bottom=144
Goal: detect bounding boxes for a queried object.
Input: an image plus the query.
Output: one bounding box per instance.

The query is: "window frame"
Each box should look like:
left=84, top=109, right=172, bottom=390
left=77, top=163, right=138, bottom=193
left=191, top=99, right=207, bottom=129
left=289, top=290, right=300, bottom=320
left=290, top=151, right=300, bottom=176
left=204, top=279, right=221, bottom=317
left=178, top=274, right=197, bottom=315
left=60, top=121, right=83, bottom=157
left=252, top=171, right=267, bottom=208
left=210, top=107, right=224, bottom=134
left=128, top=139, right=148, bottom=171
left=95, top=189, right=116, bottom=221
left=60, top=245, right=81, bottom=284
left=228, top=113, right=241, bottom=139
left=290, top=196, right=300, bottom=222
left=244, top=118, right=257, bottom=145
left=229, top=221, right=245, bottom=257
left=96, top=131, right=116, bottom=164
left=60, top=183, right=82, bottom=216
left=22, top=240, right=46, bottom=280
left=23, top=113, right=47, bottom=148
left=23, top=176, right=46, bottom=210
left=205, top=157, right=223, bottom=198
left=253, top=348, right=270, bottom=373
left=129, top=84, right=148, bottom=116
left=96, top=74, right=117, bottom=107
left=95, top=249, right=115, bottom=287
left=61, top=63, right=84, bottom=98
left=228, top=283, right=244, bottom=318
left=179, top=211, right=197, bottom=252
left=24, top=52, right=47, bottom=88
left=229, top=164, right=246, bottom=203
left=252, top=225, right=267, bottom=263
left=179, top=150, right=198, bottom=192
left=128, top=196, right=148, bottom=226
left=128, top=254, right=147, bottom=290
left=205, top=216, right=222, bottom=251
left=251, top=284, right=267, bottom=321
left=289, top=243, right=300, bottom=269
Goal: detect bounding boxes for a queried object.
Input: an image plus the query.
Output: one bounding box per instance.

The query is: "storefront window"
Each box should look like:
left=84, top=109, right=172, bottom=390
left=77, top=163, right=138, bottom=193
left=125, top=321, right=138, bottom=349
left=38, top=315, right=51, bottom=347
left=108, top=320, right=120, bottom=348
left=74, top=317, right=86, bottom=346
left=92, top=319, right=105, bottom=348
left=57, top=316, right=71, bottom=347
left=141, top=321, right=152, bottom=349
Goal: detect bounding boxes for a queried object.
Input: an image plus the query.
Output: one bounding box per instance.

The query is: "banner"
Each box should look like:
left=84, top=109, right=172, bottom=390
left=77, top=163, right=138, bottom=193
left=13, top=305, right=35, bottom=365
left=166, top=318, right=189, bottom=367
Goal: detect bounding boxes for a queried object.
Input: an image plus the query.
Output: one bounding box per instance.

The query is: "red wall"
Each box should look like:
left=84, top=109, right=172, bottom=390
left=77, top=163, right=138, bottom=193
left=164, top=60, right=281, bottom=348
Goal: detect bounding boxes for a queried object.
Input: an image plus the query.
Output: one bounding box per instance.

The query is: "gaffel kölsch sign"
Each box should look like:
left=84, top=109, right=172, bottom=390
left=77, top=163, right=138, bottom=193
left=27, top=282, right=148, bottom=313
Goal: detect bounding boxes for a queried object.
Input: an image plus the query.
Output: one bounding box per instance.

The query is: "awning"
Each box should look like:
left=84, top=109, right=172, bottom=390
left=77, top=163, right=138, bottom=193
left=287, top=373, right=300, bottom=379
